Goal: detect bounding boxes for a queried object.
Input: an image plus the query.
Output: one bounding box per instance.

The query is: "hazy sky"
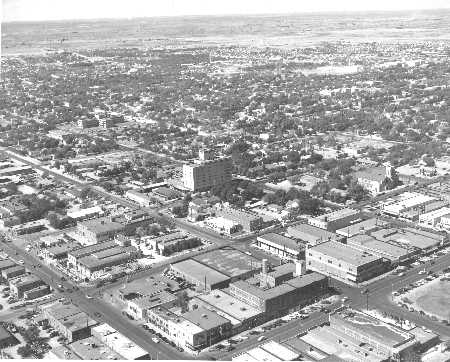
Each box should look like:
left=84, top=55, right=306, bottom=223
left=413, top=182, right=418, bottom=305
left=3, top=0, right=450, bottom=22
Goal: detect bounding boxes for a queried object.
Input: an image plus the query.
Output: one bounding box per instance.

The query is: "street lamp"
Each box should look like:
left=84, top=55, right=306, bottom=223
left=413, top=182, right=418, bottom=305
left=361, top=288, right=369, bottom=311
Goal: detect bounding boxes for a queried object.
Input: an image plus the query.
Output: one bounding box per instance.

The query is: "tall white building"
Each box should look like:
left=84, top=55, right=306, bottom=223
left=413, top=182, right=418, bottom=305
left=182, top=150, right=232, bottom=192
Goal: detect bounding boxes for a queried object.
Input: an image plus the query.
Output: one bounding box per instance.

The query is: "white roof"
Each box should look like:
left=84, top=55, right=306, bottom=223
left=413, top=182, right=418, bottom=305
left=383, top=192, right=436, bottom=214
left=67, top=206, right=103, bottom=219
left=247, top=347, right=283, bottom=362
left=261, top=341, right=299, bottom=361
left=419, top=207, right=450, bottom=220
left=92, top=324, right=147, bottom=360
left=232, top=353, right=259, bottom=362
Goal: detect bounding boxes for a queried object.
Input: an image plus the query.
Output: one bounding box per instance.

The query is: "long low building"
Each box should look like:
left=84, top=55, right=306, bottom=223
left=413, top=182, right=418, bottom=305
left=215, top=206, right=264, bottom=232
left=347, top=234, right=416, bottom=265
left=287, top=224, right=345, bottom=246
left=171, top=259, right=230, bottom=290
left=306, top=241, right=387, bottom=284
left=419, top=207, right=450, bottom=229
left=256, top=233, right=305, bottom=261
left=335, top=218, right=387, bottom=238
left=381, top=192, right=439, bottom=219
left=68, top=240, right=140, bottom=279
left=308, top=208, right=361, bottom=232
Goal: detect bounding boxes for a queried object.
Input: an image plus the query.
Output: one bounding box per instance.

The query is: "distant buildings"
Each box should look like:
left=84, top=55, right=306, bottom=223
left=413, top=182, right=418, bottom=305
left=306, top=241, right=387, bottom=284
left=307, top=208, right=361, bottom=232
left=182, top=150, right=232, bottom=192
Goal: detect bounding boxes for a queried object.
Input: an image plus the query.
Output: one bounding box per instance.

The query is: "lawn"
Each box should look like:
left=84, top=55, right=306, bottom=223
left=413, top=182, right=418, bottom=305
left=408, top=279, right=450, bottom=321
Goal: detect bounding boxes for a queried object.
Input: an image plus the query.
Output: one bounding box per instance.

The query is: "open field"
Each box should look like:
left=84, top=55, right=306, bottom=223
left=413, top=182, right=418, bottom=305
left=2, top=9, right=450, bottom=55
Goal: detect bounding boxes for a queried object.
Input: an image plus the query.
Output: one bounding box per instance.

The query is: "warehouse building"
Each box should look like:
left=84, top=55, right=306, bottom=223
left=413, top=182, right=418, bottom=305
left=335, top=218, right=387, bottom=238
left=76, top=217, right=124, bottom=245
left=419, top=207, right=450, bottom=229
left=287, top=224, right=344, bottom=246
left=1, top=265, right=26, bottom=281
left=308, top=208, right=361, bottom=232
left=347, top=234, right=416, bottom=265
left=171, top=259, right=230, bottom=291
left=256, top=233, right=306, bottom=261
left=306, top=241, right=387, bottom=284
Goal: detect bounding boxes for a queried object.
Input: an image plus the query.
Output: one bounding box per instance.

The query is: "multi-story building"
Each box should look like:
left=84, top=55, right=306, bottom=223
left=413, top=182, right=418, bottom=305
left=287, top=224, right=345, bottom=245
left=215, top=206, right=264, bottom=232
left=77, top=118, right=99, bottom=129
left=228, top=268, right=328, bottom=318
left=381, top=192, right=439, bottom=219
left=306, top=241, right=387, bottom=284
left=146, top=306, right=232, bottom=352
left=307, top=208, right=361, bottom=232
left=76, top=217, right=124, bottom=245
left=182, top=150, right=232, bottom=192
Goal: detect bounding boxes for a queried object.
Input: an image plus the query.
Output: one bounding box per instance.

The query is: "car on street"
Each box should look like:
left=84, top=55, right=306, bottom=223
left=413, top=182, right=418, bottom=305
left=257, top=336, right=266, bottom=342
left=152, top=337, right=159, bottom=343
left=86, top=295, right=93, bottom=299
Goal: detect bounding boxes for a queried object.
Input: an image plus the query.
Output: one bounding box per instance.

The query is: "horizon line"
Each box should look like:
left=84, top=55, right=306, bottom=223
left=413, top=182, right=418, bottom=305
left=3, top=7, right=449, bottom=24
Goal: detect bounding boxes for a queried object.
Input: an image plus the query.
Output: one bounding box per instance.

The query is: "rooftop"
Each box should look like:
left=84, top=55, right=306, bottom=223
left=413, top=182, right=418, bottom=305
left=257, top=233, right=304, bottom=251
left=347, top=235, right=411, bottom=261
left=183, top=306, right=231, bottom=330
left=193, top=247, right=260, bottom=278
left=332, top=308, right=414, bottom=348
left=370, top=227, right=442, bottom=250
left=309, top=241, right=381, bottom=266
left=171, top=259, right=230, bottom=285
left=69, top=336, right=123, bottom=360
left=287, top=224, right=340, bottom=243
left=78, top=217, right=124, bottom=235
left=335, top=218, right=387, bottom=237
left=353, top=166, right=387, bottom=182
left=194, top=290, right=262, bottom=322
left=311, top=208, right=360, bottom=223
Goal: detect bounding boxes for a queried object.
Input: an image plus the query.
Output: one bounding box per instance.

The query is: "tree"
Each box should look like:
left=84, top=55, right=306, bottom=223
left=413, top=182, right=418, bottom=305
left=348, top=181, right=368, bottom=202
left=79, top=186, right=92, bottom=200
left=17, top=345, right=33, bottom=358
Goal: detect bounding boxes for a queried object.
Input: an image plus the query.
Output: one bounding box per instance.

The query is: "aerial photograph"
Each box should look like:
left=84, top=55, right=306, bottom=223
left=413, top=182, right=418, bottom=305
left=0, top=0, right=450, bottom=360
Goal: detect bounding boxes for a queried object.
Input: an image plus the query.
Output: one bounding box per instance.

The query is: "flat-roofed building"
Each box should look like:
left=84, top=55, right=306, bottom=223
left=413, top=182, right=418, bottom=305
left=229, top=272, right=328, bottom=317
left=287, top=224, right=344, bottom=246
left=233, top=341, right=299, bottom=362
left=192, top=290, right=264, bottom=333
left=335, top=218, right=387, bottom=238
left=306, top=241, right=387, bottom=284
left=328, top=307, right=419, bottom=361
left=419, top=207, right=450, bottom=229
left=76, top=217, right=124, bottom=245
left=256, top=233, right=305, bottom=261
left=41, top=301, right=97, bottom=342
left=67, top=206, right=103, bottom=222
left=182, top=151, right=232, bottom=192
left=308, top=208, right=361, bottom=232
left=0, top=259, right=17, bottom=271
left=171, top=259, right=230, bottom=291
left=146, top=306, right=232, bottom=352
left=148, top=231, right=200, bottom=256
left=127, top=291, right=178, bottom=320
left=92, top=323, right=149, bottom=360
left=9, top=274, right=46, bottom=298
left=381, top=192, right=438, bottom=219
left=193, top=248, right=261, bottom=282
left=75, top=244, right=140, bottom=279
left=215, top=206, right=264, bottom=232
left=68, top=336, right=123, bottom=360
left=347, top=234, right=416, bottom=265
left=1, top=265, right=25, bottom=281
left=370, top=227, right=444, bottom=252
